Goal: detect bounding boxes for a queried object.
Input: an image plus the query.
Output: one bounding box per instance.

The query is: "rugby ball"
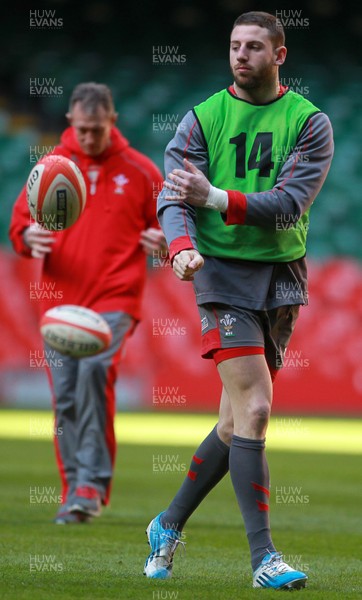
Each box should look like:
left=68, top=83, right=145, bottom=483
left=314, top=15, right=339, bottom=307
left=27, top=155, right=86, bottom=231
left=40, top=305, right=112, bottom=358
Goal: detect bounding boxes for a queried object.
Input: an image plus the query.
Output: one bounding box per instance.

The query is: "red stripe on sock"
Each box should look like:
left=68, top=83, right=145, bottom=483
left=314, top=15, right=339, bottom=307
left=193, top=455, right=204, bottom=465
left=252, top=481, right=270, bottom=497
left=256, top=500, right=269, bottom=511
left=188, top=469, right=197, bottom=481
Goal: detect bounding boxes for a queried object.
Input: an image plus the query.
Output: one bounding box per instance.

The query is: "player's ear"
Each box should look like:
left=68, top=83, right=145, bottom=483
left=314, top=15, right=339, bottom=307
left=65, top=111, right=72, bottom=124
left=111, top=112, right=118, bottom=124
left=275, top=46, right=287, bottom=66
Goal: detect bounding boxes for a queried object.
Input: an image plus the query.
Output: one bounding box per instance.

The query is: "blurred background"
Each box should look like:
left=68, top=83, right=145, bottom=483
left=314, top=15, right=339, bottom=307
left=1, top=0, right=361, bottom=415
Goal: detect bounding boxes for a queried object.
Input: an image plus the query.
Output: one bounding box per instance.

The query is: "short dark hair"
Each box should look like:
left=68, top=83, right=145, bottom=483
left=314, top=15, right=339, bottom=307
left=232, top=11, right=285, bottom=47
left=68, top=82, right=115, bottom=115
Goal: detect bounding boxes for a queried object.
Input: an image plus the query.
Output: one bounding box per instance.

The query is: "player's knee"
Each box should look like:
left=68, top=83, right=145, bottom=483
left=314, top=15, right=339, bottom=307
left=217, top=420, right=233, bottom=446
left=248, top=401, right=271, bottom=430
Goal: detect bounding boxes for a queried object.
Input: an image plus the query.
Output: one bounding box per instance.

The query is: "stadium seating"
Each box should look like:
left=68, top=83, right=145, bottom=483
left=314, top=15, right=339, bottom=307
left=2, top=55, right=362, bottom=259
left=0, top=248, right=361, bottom=415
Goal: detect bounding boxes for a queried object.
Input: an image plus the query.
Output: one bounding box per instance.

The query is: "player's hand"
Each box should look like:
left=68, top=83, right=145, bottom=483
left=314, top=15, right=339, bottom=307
left=140, top=227, right=167, bottom=256
left=23, top=224, right=55, bottom=259
left=164, top=158, right=210, bottom=206
left=173, top=249, right=204, bottom=281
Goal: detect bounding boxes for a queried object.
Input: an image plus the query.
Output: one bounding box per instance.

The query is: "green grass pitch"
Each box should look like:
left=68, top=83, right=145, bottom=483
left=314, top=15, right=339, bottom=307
left=0, top=410, right=361, bottom=599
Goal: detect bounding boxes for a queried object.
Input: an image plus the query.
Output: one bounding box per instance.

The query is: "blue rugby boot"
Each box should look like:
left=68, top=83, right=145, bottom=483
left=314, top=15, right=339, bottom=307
left=253, top=551, right=308, bottom=590
left=144, top=512, right=183, bottom=579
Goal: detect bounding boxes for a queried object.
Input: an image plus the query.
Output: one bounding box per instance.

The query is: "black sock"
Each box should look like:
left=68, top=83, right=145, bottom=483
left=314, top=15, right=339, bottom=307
left=229, top=435, right=276, bottom=570
left=161, top=425, right=230, bottom=531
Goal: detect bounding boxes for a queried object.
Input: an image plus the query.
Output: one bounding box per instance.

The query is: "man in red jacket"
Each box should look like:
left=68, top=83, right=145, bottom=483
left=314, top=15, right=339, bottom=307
left=9, top=82, right=165, bottom=523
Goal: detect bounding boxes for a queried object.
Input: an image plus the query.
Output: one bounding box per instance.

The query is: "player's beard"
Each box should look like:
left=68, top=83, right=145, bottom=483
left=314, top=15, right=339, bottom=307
left=231, top=60, right=276, bottom=92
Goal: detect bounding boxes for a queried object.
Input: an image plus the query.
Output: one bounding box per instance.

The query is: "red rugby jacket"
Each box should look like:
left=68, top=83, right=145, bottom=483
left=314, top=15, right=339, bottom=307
left=9, top=126, right=163, bottom=320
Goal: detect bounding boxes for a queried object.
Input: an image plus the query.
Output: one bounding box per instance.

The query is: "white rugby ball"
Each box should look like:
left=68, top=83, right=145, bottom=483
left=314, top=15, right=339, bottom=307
left=40, top=305, right=112, bottom=358
left=27, top=155, right=86, bottom=231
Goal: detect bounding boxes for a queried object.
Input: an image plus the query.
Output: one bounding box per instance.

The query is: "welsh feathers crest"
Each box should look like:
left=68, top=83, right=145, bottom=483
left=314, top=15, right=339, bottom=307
left=113, top=173, right=129, bottom=194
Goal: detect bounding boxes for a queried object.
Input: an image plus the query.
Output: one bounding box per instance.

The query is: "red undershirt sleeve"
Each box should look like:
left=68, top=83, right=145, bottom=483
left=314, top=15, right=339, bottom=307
left=169, top=236, right=195, bottom=261
left=224, top=190, right=247, bottom=225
